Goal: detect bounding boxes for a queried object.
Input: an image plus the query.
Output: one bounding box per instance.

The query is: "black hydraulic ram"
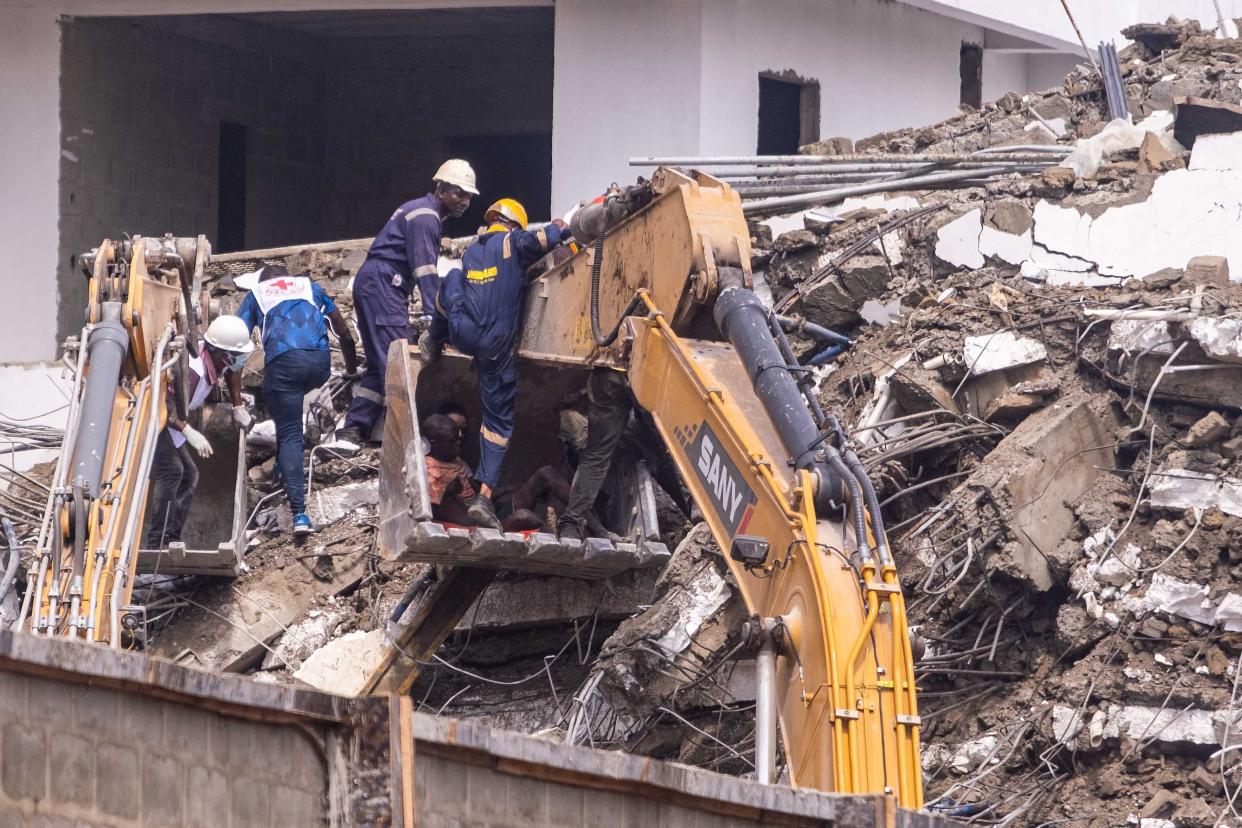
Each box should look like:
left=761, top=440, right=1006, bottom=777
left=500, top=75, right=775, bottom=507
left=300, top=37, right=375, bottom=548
left=67, top=301, right=130, bottom=578
left=713, top=269, right=844, bottom=507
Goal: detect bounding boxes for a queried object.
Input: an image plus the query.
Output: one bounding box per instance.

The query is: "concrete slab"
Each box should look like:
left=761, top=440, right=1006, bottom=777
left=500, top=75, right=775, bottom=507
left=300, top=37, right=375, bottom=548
left=152, top=550, right=370, bottom=673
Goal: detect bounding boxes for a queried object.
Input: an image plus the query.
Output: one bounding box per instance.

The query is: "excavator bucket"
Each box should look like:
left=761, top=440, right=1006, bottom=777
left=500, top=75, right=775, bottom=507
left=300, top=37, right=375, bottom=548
left=135, top=404, right=248, bottom=577
left=377, top=339, right=671, bottom=579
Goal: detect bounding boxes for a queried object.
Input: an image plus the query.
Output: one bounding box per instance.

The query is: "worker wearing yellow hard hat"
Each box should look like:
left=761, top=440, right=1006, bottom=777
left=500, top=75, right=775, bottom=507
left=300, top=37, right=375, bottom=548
left=484, top=198, right=529, bottom=233
left=420, top=198, right=569, bottom=528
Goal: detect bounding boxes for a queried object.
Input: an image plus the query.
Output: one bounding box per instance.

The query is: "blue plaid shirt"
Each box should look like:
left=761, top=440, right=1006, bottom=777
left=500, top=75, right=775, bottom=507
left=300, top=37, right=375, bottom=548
left=237, top=280, right=338, bottom=362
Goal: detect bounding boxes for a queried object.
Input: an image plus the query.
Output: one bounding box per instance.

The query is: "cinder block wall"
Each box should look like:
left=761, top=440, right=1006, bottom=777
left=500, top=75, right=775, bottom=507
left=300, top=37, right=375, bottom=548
left=0, top=669, right=327, bottom=827
left=57, top=14, right=328, bottom=341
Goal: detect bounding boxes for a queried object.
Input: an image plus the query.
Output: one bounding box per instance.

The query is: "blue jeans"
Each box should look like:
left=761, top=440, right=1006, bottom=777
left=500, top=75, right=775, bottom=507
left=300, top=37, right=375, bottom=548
left=263, top=349, right=331, bottom=514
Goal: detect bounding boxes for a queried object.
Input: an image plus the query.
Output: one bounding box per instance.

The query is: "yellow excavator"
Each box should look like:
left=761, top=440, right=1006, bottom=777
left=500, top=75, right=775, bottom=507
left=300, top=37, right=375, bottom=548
left=22, top=169, right=921, bottom=808
left=371, top=168, right=923, bottom=807
left=16, top=235, right=245, bottom=647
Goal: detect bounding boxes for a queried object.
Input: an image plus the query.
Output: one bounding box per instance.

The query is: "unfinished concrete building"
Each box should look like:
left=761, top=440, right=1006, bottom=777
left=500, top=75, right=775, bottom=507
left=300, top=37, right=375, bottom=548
left=5, top=2, right=1242, bottom=827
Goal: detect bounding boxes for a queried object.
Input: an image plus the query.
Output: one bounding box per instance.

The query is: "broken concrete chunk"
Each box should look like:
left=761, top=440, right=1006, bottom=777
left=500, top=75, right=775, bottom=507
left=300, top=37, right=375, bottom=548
left=1189, top=316, right=1242, bottom=363
left=1149, top=467, right=1242, bottom=517
left=293, top=629, right=388, bottom=697
left=1145, top=572, right=1215, bottom=625
left=1188, top=131, right=1242, bottom=172
left=1214, top=592, right=1242, bottom=632
left=1122, top=21, right=1198, bottom=54
left=1184, top=254, right=1230, bottom=287
left=983, top=389, right=1046, bottom=421
left=309, top=480, right=378, bottom=525
left=964, top=331, right=1047, bottom=376
left=984, top=200, right=1033, bottom=236
left=1104, top=703, right=1219, bottom=754
left=772, top=228, right=817, bottom=253
left=1087, top=544, right=1140, bottom=588
left=1174, top=96, right=1242, bottom=148
left=1137, top=131, right=1178, bottom=173
left=1186, top=411, right=1230, bottom=447
left=1223, top=435, right=1242, bottom=460
left=263, top=608, right=344, bottom=671
left=978, top=225, right=1033, bottom=266
left=1108, top=319, right=1175, bottom=356
left=947, top=734, right=998, bottom=774
left=934, top=209, right=983, bottom=269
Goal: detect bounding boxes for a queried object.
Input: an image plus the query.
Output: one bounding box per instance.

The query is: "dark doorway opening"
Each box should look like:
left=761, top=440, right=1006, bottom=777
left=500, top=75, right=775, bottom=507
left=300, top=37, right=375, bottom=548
left=217, top=122, right=247, bottom=253
left=444, top=134, right=553, bottom=231
left=758, top=77, right=802, bottom=155
left=960, top=42, right=983, bottom=109
left=757, top=73, right=820, bottom=155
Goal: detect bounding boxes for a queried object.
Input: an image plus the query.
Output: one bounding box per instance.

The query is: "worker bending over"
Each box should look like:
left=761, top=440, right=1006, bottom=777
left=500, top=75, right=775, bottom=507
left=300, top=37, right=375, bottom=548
left=145, top=317, right=252, bottom=548
left=422, top=198, right=567, bottom=528
left=338, top=159, right=478, bottom=445
left=236, top=264, right=359, bottom=535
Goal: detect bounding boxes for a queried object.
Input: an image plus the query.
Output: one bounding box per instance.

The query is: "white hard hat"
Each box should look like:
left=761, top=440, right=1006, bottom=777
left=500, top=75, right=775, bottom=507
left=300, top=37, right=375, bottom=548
left=204, top=315, right=255, bottom=354
left=433, top=159, right=479, bottom=195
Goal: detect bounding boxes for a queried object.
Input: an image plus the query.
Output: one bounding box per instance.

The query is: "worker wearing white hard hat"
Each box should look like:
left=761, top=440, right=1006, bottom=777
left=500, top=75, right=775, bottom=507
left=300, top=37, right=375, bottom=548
left=339, top=158, right=479, bottom=446
left=144, top=315, right=253, bottom=550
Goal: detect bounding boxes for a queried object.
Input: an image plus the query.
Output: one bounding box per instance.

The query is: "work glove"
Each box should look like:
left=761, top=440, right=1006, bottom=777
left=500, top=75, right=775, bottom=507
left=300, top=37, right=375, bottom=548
left=232, top=405, right=254, bottom=431
left=418, top=330, right=443, bottom=364
left=182, top=425, right=213, bottom=458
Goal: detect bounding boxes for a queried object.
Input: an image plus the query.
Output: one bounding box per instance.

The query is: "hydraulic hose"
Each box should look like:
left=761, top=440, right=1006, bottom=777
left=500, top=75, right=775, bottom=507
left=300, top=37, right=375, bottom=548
left=589, top=213, right=642, bottom=347
left=826, top=447, right=872, bottom=563
left=714, top=270, right=845, bottom=505
left=775, top=315, right=853, bottom=346
left=844, top=449, right=891, bottom=566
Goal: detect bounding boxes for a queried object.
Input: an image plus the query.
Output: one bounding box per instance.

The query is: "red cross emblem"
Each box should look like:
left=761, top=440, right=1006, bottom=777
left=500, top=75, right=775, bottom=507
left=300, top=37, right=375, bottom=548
left=268, top=279, right=294, bottom=290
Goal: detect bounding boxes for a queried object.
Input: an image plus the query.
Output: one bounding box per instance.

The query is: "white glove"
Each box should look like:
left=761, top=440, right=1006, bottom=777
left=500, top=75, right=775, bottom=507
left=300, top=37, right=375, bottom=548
left=182, top=425, right=213, bottom=458
left=232, top=405, right=254, bottom=431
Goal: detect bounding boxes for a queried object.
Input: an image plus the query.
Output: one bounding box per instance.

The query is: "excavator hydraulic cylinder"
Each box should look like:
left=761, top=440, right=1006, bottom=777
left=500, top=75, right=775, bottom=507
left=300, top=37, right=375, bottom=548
left=70, top=302, right=130, bottom=497
left=712, top=274, right=844, bottom=504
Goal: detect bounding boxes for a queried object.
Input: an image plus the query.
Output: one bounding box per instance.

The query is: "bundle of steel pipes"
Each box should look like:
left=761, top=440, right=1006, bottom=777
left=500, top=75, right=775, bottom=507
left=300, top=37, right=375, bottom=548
left=630, top=146, right=1071, bottom=214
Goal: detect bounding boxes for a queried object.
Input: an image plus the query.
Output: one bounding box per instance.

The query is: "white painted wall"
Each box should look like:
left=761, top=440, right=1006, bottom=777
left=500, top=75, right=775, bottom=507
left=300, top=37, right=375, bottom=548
left=0, top=4, right=61, bottom=363
left=901, top=0, right=1242, bottom=51
left=982, top=51, right=1031, bottom=103
left=0, top=363, right=72, bottom=472
left=7, top=0, right=1242, bottom=360
left=551, top=0, right=705, bottom=213
left=696, top=0, right=986, bottom=153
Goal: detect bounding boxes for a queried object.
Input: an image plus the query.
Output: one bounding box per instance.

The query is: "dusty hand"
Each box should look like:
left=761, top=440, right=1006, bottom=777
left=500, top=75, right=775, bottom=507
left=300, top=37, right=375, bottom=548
left=182, top=425, right=213, bottom=458
left=232, top=405, right=254, bottom=431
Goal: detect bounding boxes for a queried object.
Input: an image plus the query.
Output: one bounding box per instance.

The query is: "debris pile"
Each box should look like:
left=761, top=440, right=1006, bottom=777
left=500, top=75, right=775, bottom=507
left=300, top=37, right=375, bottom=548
left=751, top=18, right=1242, bottom=826
left=134, top=17, right=1242, bottom=826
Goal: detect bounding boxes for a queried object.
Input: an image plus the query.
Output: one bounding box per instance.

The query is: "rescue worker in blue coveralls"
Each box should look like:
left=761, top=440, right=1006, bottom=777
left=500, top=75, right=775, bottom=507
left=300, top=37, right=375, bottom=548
left=235, top=264, right=360, bottom=536
left=420, top=198, right=568, bottom=528
left=336, top=159, right=478, bottom=445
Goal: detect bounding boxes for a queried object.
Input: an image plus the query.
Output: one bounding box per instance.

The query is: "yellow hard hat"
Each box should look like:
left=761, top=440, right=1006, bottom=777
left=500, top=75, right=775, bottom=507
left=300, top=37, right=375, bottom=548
left=484, top=198, right=528, bottom=230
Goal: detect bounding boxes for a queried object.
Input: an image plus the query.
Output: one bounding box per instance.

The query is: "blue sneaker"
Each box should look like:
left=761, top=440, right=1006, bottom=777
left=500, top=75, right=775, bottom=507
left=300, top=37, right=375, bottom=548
left=292, top=513, right=314, bottom=536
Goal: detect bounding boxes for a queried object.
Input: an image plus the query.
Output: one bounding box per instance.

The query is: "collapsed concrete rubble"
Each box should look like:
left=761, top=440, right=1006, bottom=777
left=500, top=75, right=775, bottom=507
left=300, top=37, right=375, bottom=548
left=125, top=16, right=1242, bottom=827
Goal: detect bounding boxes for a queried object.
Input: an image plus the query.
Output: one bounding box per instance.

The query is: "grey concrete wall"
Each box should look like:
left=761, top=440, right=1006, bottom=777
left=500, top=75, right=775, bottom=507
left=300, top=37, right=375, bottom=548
left=318, top=9, right=554, bottom=238
left=0, top=628, right=955, bottom=828
left=0, top=669, right=327, bottom=826
left=57, top=14, right=329, bottom=342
